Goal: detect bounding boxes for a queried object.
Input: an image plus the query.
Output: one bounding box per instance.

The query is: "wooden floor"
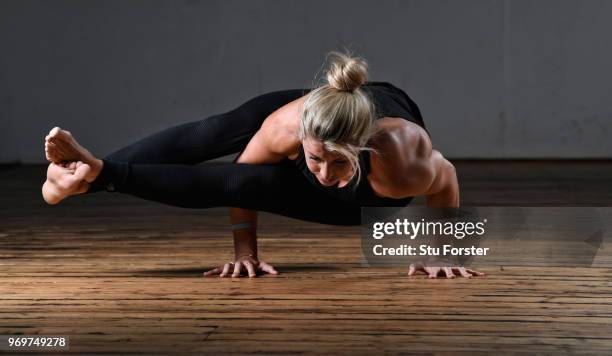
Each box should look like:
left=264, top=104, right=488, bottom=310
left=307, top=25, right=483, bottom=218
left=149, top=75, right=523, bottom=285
left=1, top=161, right=611, bottom=354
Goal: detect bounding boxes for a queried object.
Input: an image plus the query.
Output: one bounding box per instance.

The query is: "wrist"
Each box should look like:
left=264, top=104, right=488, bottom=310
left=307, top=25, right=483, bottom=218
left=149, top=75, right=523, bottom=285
left=235, top=252, right=257, bottom=260
left=233, top=229, right=257, bottom=260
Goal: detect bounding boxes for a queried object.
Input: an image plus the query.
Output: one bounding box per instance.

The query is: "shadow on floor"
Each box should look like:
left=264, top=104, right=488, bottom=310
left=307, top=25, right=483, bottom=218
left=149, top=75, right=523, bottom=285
left=132, top=264, right=346, bottom=276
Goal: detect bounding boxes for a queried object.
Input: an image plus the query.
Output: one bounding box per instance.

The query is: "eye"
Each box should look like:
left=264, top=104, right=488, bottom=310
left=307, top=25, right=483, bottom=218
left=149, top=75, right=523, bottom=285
left=334, top=160, right=348, bottom=165
left=309, top=156, right=321, bottom=162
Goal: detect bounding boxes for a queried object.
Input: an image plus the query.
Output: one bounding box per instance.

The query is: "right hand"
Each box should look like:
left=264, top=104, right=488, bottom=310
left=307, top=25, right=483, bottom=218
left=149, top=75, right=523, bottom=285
left=408, top=261, right=485, bottom=279
left=203, top=255, right=278, bottom=278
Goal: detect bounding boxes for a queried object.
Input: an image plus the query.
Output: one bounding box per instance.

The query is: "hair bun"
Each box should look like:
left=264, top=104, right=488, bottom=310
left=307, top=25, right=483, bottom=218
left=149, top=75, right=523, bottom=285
left=325, top=51, right=368, bottom=92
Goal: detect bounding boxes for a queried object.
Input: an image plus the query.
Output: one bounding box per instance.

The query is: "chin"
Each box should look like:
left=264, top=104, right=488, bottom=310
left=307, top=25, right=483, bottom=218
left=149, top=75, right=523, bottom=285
left=319, top=179, right=338, bottom=187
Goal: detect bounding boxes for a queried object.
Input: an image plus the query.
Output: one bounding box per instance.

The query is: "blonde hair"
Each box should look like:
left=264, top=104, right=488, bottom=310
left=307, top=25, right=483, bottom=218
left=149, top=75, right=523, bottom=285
left=299, top=51, right=378, bottom=186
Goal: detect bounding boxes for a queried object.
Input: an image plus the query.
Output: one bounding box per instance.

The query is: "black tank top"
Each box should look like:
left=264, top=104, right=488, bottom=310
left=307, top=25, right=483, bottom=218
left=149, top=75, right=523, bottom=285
left=294, top=81, right=429, bottom=206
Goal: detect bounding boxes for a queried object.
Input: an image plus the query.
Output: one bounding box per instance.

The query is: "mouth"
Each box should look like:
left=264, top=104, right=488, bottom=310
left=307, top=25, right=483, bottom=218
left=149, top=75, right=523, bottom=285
left=319, top=178, right=338, bottom=187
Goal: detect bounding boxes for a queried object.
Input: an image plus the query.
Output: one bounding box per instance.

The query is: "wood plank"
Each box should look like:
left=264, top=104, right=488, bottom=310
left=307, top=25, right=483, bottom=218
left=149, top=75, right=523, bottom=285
left=1, top=162, right=611, bottom=354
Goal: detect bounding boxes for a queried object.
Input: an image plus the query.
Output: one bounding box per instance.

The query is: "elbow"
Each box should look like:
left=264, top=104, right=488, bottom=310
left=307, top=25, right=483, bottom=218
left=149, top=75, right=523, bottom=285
left=385, top=165, right=437, bottom=199
left=426, top=161, right=460, bottom=207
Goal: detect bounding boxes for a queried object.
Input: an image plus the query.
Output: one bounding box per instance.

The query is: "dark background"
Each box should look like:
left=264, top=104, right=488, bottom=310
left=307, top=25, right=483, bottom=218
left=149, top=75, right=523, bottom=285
left=1, top=0, right=611, bottom=163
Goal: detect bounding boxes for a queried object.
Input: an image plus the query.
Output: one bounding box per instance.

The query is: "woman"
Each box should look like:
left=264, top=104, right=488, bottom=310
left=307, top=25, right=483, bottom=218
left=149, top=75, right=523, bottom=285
left=42, top=52, right=482, bottom=279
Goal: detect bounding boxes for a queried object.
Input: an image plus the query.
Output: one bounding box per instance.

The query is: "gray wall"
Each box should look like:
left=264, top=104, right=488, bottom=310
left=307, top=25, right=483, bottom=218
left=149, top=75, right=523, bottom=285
left=1, top=0, right=611, bottom=163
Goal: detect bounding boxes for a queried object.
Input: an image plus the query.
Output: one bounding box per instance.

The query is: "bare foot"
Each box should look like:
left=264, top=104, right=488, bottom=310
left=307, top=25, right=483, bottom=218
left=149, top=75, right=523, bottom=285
left=42, top=161, right=92, bottom=205
left=44, top=127, right=102, bottom=182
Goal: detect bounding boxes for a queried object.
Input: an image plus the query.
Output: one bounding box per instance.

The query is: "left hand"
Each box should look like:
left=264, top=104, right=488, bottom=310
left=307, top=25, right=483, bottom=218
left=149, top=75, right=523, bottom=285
left=203, top=255, right=278, bottom=278
left=408, top=261, right=485, bottom=279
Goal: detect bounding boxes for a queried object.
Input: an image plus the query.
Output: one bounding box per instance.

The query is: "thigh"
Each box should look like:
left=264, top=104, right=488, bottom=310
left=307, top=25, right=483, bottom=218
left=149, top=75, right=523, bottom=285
left=105, top=88, right=308, bottom=164
left=105, top=159, right=361, bottom=226
left=228, top=161, right=362, bottom=226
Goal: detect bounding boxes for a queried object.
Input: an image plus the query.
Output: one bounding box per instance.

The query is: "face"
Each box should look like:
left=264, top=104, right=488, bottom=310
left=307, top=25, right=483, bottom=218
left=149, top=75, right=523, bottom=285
left=302, top=137, right=353, bottom=187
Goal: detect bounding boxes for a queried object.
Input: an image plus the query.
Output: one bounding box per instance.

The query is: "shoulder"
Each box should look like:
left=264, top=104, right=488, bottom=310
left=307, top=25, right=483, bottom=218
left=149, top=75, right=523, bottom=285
left=368, top=117, right=434, bottom=197
left=370, top=117, right=432, bottom=164
left=257, top=94, right=307, bottom=156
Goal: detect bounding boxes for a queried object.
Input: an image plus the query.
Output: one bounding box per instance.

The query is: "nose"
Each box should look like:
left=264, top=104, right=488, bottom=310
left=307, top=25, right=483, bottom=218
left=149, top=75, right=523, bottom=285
left=320, top=164, right=333, bottom=181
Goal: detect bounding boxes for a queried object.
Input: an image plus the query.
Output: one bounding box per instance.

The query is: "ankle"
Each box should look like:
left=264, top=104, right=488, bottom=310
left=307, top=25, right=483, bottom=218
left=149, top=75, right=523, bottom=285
left=85, top=159, right=104, bottom=183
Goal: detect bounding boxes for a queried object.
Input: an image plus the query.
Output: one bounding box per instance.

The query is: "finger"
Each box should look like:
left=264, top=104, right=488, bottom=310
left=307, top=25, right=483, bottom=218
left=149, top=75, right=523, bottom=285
left=259, top=262, right=278, bottom=275
left=231, top=261, right=243, bottom=278
left=408, top=263, right=424, bottom=276
left=443, top=267, right=455, bottom=279
left=243, top=260, right=257, bottom=278
left=455, top=267, right=472, bottom=278
left=466, top=268, right=486, bottom=277
left=203, top=267, right=220, bottom=277
left=427, top=267, right=440, bottom=279
left=220, top=263, right=232, bottom=277
left=408, top=263, right=416, bottom=276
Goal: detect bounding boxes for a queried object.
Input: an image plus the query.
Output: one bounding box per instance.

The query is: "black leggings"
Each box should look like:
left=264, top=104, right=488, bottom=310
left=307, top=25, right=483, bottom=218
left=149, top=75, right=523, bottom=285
left=89, top=89, right=362, bottom=226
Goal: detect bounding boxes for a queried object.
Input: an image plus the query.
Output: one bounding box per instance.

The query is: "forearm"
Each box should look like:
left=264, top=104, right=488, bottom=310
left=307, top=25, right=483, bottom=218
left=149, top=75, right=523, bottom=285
left=230, top=207, right=258, bottom=259
left=229, top=150, right=260, bottom=259
left=426, top=160, right=460, bottom=208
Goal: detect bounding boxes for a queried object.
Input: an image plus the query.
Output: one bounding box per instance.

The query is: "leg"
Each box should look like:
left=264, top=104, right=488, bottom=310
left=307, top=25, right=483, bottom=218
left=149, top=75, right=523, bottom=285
left=46, top=89, right=307, bottom=165
left=91, top=159, right=361, bottom=226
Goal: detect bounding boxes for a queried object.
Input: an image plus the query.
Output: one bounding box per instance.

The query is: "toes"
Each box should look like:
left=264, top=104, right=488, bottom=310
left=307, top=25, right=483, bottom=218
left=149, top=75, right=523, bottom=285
left=51, top=163, right=90, bottom=192
left=49, top=127, right=61, bottom=138
left=45, top=141, right=56, bottom=152
left=56, top=129, right=73, bottom=141
left=45, top=142, right=65, bottom=162
left=73, top=163, right=91, bottom=181
left=45, top=142, right=56, bottom=161
left=48, top=127, right=74, bottom=143
left=44, top=128, right=84, bottom=163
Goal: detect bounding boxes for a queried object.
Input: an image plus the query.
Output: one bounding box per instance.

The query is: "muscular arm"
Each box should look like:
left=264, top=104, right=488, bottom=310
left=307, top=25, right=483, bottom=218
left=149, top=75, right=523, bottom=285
left=369, top=119, right=460, bottom=208
left=230, top=97, right=303, bottom=259
left=421, top=150, right=460, bottom=208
